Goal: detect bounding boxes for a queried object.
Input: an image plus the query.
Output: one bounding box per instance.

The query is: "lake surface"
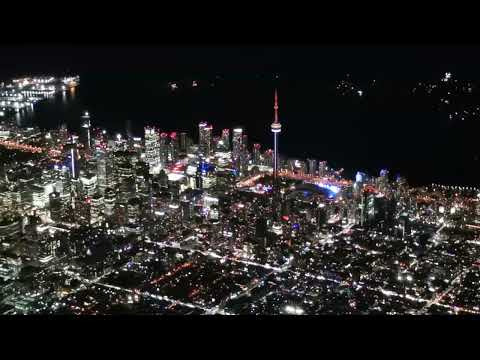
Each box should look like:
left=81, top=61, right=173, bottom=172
left=19, top=72, right=480, bottom=187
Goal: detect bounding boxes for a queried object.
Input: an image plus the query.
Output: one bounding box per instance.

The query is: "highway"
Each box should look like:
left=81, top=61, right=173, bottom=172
left=0, top=139, right=43, bottom=153
left=91, top=281, right=230, bottom=315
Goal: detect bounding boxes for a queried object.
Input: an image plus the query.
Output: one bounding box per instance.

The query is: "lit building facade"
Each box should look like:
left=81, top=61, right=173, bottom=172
left=198, top=122, right=212, bottom=157
left=220, top=129, right=230, bottom=151
left=80, top=111, right=91, bottom=151
left=144, top=127, right=160, bottom=174
left=307, top=159, right=317, bottom=175
left=253, top=143, right=261, bottom=164
left=232, top=128, right=243, bottom=172
left=80, top=173, right=97, bottom=197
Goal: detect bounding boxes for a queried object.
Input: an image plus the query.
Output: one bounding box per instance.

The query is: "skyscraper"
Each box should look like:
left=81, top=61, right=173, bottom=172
left=221, top=129, right=230, bottom=151
left=96, top=147, right=108, bottom=194
left=80, top=172, right=97, bottom=197
left=169, top=132, right=179, bottom=162
left=56, top=167, right=71, bottom=207
left=131, top=136, right=143, bottom=158
left=49, top=190, right=62, bottom=222
left=159, top=132, right=169, bottom=167
left=144, top=127, right=160, bottom=174
left=65, top=140, right=79, bottom=180
left=127, top=197, right=142, bottom=225
left=377, top=169, right=390, bottom=194
left=90, top=192, right=104, bottom=226
left=242, top=134, right=248, bottom=150
left=271, top=90, right=282, bottom=179
left=318, top=161, right=327, bottom=177
left=253, top=143, right=261, bottom=165
left=103, top=188, right=116, bottom=218
left=353, top=171, right=366, bottom=200
left=59, top=123, right=69, bottom=144
left=80, top=111, right=91, bottom=151
left=263, top=149, right=273, bottom=167
left=232, top=128, right=243, bottom=171
left=239, top=144, right=249, bottom=175
left=307, top=159, right=317, bottom=175
left=198, top=122, right=212, bottom=157
left=179, top=132, right=187, bottom=153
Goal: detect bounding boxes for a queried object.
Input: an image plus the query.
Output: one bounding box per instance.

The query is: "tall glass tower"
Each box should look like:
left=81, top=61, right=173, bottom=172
left=81, top=111, right=91, bottom=151
left=144, top=127, right=160, bottom=174
left=198, top=122, right=212, bottom=157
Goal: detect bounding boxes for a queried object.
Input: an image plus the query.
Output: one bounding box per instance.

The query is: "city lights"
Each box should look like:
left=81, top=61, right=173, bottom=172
left=0, top=67, right=479, bottom=317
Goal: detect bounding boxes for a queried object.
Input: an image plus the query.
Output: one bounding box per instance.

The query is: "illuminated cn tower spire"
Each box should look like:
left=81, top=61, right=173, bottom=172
left=271, top=89, right=281, bottom=179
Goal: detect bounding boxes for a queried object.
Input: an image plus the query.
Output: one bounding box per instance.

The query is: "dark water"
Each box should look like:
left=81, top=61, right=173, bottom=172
left=20, top=73, right=480, bottom=187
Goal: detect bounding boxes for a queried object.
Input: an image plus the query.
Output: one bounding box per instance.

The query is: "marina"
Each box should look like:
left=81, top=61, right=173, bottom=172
left=0, top=75, right=79, bottom=115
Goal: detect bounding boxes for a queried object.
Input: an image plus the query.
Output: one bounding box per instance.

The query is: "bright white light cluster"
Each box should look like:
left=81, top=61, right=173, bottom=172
left=284, top=305, right=304, bottom=315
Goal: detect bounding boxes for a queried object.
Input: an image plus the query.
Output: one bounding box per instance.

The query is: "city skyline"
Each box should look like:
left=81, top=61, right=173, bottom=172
left=1, top=47, right=480, bottom=316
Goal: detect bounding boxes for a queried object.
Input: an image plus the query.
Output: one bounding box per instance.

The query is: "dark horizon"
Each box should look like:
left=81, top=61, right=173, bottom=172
left=2, top=45, right=480, bottom=80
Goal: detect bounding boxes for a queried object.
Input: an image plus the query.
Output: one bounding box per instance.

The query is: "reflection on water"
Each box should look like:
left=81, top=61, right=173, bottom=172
left=15, top=111, right=22, bottom=127
left=16, top=85, right=82, bottom=132
left=69, top=85, right=76, bottom=99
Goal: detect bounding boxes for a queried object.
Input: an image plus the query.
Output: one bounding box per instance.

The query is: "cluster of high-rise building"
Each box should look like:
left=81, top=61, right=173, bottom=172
left=1, top=86, right=477, bottom=253
left=1, top=82, right=480, bottom=315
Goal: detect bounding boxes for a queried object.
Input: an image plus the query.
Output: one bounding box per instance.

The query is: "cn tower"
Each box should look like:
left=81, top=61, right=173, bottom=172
left=271, top=89, right=281, bottom=179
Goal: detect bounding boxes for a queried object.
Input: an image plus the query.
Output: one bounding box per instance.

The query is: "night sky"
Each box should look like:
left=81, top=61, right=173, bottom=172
left=3, top=45, right=480, bottom=79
